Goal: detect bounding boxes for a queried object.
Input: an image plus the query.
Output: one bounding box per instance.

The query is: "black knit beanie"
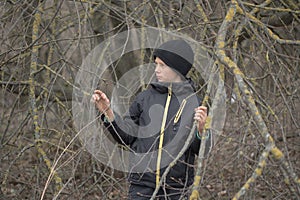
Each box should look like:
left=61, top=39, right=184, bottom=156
left=153, top=39, right=194, bottom=77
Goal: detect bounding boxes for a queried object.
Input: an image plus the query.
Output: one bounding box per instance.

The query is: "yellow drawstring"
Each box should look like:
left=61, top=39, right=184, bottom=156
left=156, top=85, right=172, bottom=188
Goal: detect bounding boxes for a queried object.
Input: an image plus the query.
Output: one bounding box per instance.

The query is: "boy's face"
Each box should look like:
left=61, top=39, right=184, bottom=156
left=154, top=57, right=182, bottom=83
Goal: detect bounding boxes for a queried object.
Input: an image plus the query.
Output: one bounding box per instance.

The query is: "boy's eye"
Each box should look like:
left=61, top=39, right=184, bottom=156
left=156, top=63, right=165, bottom=68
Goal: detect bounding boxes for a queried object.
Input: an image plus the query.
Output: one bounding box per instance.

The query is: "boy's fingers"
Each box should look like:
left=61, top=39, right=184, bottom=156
left=101, top=93, right=108, bottom=100
left=92, top=94, right=99, bottom=101
left=93, top=90, right=109, bottom=102
left=91, top=94, right=97, bottom=102
left=195, top=106, right=207, bottom=112
left=94, top=90, right=104, bottom=97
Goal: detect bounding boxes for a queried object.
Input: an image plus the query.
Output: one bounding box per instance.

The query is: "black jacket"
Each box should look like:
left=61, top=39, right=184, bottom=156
left=102, top=81, right=204, bottom=188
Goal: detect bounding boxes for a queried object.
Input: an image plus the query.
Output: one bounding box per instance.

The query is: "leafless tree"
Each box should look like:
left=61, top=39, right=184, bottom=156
left=0, top=0, right=299, bottom=199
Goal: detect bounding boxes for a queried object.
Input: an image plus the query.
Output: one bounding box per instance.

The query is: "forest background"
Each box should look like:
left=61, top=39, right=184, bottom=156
left=0, top=0, right=299, bottom=199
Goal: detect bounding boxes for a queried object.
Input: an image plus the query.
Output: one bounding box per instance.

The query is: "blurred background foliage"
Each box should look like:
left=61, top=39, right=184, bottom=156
left=0, top=0, right=299, bottom=199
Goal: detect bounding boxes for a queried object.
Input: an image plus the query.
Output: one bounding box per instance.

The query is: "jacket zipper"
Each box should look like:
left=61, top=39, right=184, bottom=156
left=174, top=99, right=187, bottom=124
left=156, top=84, right=172, bottom=188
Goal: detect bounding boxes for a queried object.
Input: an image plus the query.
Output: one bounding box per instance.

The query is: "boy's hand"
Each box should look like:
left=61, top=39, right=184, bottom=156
left=194, top=106, right=208, bottom=134
left=91, top=90, right=114, bottom=121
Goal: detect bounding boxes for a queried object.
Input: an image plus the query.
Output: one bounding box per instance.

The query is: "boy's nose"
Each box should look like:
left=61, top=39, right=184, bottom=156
left=155, top=65, right=160, bottom=72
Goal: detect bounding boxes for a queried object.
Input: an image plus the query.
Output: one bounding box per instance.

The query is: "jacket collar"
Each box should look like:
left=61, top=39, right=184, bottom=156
left=150, top=80, right=195, bottom=96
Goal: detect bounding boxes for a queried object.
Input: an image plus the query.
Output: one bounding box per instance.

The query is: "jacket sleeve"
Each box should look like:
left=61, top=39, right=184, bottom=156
left=190, top=130, right=213, bottom=156
left=190, top=133, right=201, bottom=155
left=101, top=95, right=142, bottom=146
